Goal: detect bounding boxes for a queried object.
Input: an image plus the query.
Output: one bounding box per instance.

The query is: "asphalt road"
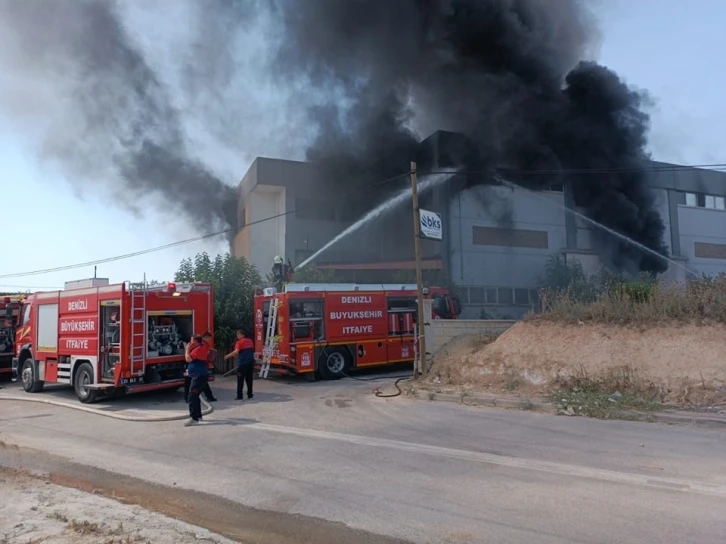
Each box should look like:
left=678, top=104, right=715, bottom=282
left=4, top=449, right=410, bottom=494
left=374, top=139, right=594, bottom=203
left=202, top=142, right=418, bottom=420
left=1, top=373, right=725, bottom=544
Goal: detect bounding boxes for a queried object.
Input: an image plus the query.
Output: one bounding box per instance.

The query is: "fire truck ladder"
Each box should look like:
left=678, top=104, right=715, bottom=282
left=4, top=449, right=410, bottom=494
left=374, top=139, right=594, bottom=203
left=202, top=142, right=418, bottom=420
left=129, top=281, right=147, bottom=377
left=260, top=299, right=279, bottom=379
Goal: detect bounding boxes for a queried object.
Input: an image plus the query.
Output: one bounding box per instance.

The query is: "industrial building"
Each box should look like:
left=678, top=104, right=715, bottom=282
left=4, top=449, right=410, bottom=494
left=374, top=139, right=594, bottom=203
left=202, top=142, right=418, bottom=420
left=233, top=131, right=726, bottom=318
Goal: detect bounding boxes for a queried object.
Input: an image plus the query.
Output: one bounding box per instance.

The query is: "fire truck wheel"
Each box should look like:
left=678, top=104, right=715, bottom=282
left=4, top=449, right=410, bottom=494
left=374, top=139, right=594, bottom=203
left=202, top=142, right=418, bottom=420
left=317, top=348, right=351, bottom=380
left=20, top=359, right=44, bottom=393
left=74, top=363, right=100, bottom=404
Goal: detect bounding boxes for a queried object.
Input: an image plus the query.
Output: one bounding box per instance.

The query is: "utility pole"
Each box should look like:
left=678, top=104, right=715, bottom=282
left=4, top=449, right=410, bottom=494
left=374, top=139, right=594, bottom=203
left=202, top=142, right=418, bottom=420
left=410, top=161, right=427, bottom=379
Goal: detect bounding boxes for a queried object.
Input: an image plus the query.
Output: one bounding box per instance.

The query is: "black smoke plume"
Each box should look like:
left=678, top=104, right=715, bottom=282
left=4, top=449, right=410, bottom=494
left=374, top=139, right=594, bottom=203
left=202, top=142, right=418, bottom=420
left=269, top=0, right=669, bottom=273
left=0, top=0, right=237, bottom=236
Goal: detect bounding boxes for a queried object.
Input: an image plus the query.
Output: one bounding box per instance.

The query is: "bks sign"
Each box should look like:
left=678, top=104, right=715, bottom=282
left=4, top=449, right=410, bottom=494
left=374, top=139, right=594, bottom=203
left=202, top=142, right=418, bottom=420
left=419, top=209, right=443, bottom=241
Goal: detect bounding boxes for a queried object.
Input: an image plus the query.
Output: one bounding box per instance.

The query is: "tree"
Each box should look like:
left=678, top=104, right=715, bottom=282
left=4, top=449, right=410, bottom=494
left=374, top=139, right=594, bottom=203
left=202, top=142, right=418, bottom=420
left=175, top=252, right=262, bottom=351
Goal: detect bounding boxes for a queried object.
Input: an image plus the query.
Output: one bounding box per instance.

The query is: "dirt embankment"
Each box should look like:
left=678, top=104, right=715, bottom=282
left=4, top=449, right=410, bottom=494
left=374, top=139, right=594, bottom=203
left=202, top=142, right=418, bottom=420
left=428, top=320, right=726, bottom=406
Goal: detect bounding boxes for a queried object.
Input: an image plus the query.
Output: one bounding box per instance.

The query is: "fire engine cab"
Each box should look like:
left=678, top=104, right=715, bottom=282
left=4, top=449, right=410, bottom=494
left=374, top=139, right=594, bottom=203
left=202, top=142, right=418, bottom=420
left=253, top=283, right=461, bottom=380
left=1, top=295, right=24, bottom=377
left=11, top=278, right=214, bottom=403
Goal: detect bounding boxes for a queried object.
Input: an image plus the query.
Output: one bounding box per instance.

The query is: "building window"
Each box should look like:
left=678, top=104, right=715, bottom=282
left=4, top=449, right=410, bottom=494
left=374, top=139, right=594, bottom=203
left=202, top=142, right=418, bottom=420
left=464, top=286, right=537, bottom=305
left=485, top=289, right=497, bottom=304
left=468, top=287, right=486, bottom=304
left=498, top=288, right=514, bottom=305
left=684, top=191, right=726, bottom=210
left=694, top=242, right=726, bottom=260
left=514, top=288, right=530, bottom=305
left=472, top=226, right=549, bottom=249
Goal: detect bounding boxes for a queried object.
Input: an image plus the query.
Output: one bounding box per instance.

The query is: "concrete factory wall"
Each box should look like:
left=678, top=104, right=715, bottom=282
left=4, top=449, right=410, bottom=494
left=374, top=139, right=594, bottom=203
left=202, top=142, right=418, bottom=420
left=248, top=186, right=286, bottom=276
left=232, top=141, right=726, bottom=299
left=424, top=317, right=517, bottom=355
left=447, top=184, right=563, bottom=319
left=678, top=205, right=726, bottom=277
left=341, top=188, right=444, bottom=265
left=235, top=158, right=351, bottom=273
left=423, top=298, right=516, bottom=354
left=234, top=156, right=447, bottom=274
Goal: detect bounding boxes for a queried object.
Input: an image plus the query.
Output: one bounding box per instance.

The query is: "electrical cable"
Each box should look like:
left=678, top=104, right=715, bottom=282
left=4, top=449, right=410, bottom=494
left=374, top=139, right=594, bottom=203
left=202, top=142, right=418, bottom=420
left=0, top=284, right=64, bottom=291
left=422, top=163, right=726, bottom=176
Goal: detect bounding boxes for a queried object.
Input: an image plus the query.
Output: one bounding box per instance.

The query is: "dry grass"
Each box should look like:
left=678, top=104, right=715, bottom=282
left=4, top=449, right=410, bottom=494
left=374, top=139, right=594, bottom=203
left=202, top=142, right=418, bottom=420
left=68, top=519, right=104, bottom=535
left=535, top=274, right=726, bottom=325
left=466, top=333, right=499, bottom=351
left=66, top=519, right=150, bottom=543
left=47, top=510, right=68, bottom=523
left=551, top=363, right=664, bottom=419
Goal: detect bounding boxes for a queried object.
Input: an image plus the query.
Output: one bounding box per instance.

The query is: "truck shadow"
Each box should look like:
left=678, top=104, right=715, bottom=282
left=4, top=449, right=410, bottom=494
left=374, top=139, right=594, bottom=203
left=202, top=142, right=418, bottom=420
left=270, top=363, right=414, bottom=387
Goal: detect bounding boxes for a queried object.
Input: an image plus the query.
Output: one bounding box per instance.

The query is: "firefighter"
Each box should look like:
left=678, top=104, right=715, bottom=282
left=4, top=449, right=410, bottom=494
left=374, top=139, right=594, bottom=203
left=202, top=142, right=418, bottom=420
left=223, top=329, right=255, bottom=400
left=271, top=255, right=284, bottom=288
left=184, top=334, right=210, bottom=426
left=184, top=332, right=218, bottom=403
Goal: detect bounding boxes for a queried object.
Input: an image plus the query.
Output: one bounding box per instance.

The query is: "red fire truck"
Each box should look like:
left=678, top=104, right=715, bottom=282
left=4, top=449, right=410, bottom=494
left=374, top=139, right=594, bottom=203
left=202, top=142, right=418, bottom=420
left=11, top=278, right=214, bottom=403
left=253, top=283, right=461, bottom=379
left=1, top=295, right=24, bottom=377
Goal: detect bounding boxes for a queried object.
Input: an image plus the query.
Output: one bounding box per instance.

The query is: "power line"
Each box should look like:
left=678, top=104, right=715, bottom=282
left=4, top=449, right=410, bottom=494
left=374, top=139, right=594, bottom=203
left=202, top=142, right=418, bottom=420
left=2, top=160, right=725, bottom=280
left=426, top=163, right=726, bottom=176
left=0, top=284, right=64, bottom=290
left=0, top=172, right=411, bottom=280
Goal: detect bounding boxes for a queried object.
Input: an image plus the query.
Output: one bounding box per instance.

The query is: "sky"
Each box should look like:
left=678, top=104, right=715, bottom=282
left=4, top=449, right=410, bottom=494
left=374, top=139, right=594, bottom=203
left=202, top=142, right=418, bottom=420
left=0, top=0, right=723, bottom=292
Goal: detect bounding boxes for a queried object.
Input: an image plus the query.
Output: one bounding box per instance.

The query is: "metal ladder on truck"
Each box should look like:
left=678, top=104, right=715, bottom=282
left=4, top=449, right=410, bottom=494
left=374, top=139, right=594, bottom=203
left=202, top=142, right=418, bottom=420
left=129, top=281, right=147, bottom=379
left=259, top=299, right=279, bottom=379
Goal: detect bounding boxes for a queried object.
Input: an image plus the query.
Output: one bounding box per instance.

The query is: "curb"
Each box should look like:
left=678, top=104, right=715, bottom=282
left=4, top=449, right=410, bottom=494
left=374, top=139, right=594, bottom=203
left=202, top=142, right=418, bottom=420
left=0, top=393, right=213, bottom=422
left=421, top=391, right=551, bottom=411
left=651, top=411, right=726, bottom=428
left=417, top=390, right=726, bottom=428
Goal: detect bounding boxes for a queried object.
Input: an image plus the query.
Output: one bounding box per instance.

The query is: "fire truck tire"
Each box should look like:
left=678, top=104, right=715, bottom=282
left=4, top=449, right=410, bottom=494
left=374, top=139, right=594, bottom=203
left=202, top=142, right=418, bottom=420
left=20, top=359, right=44, bottom=393
left=317, top=348, right=351, bottom=380
left=74, top=363, right=100, bottom=404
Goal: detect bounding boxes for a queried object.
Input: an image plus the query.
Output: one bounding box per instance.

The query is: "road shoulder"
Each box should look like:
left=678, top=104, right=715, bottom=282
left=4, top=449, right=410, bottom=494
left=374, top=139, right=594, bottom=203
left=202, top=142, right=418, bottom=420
left=0, top=441, right=412, bottom=544
left=409, top=385, right=726, bottom=429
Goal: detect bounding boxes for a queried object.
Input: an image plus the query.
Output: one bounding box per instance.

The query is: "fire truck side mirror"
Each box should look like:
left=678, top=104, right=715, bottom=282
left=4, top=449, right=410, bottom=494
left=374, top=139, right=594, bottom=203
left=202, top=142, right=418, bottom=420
left=5, top=305, right=13, bottom=318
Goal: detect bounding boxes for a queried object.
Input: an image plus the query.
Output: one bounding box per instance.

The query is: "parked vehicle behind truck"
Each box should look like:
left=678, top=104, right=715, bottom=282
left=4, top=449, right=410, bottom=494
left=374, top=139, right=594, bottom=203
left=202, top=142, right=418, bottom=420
left=12, top=278, right=214, bottom=403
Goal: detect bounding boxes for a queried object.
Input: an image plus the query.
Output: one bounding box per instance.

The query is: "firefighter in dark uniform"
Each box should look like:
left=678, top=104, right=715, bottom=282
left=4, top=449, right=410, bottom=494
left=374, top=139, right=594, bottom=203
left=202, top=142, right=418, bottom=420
left=224, top=329, right=255, bottom=400
left=184, top=334, right=210, bottom=426
left=183, top=331, right=217, bottom=403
